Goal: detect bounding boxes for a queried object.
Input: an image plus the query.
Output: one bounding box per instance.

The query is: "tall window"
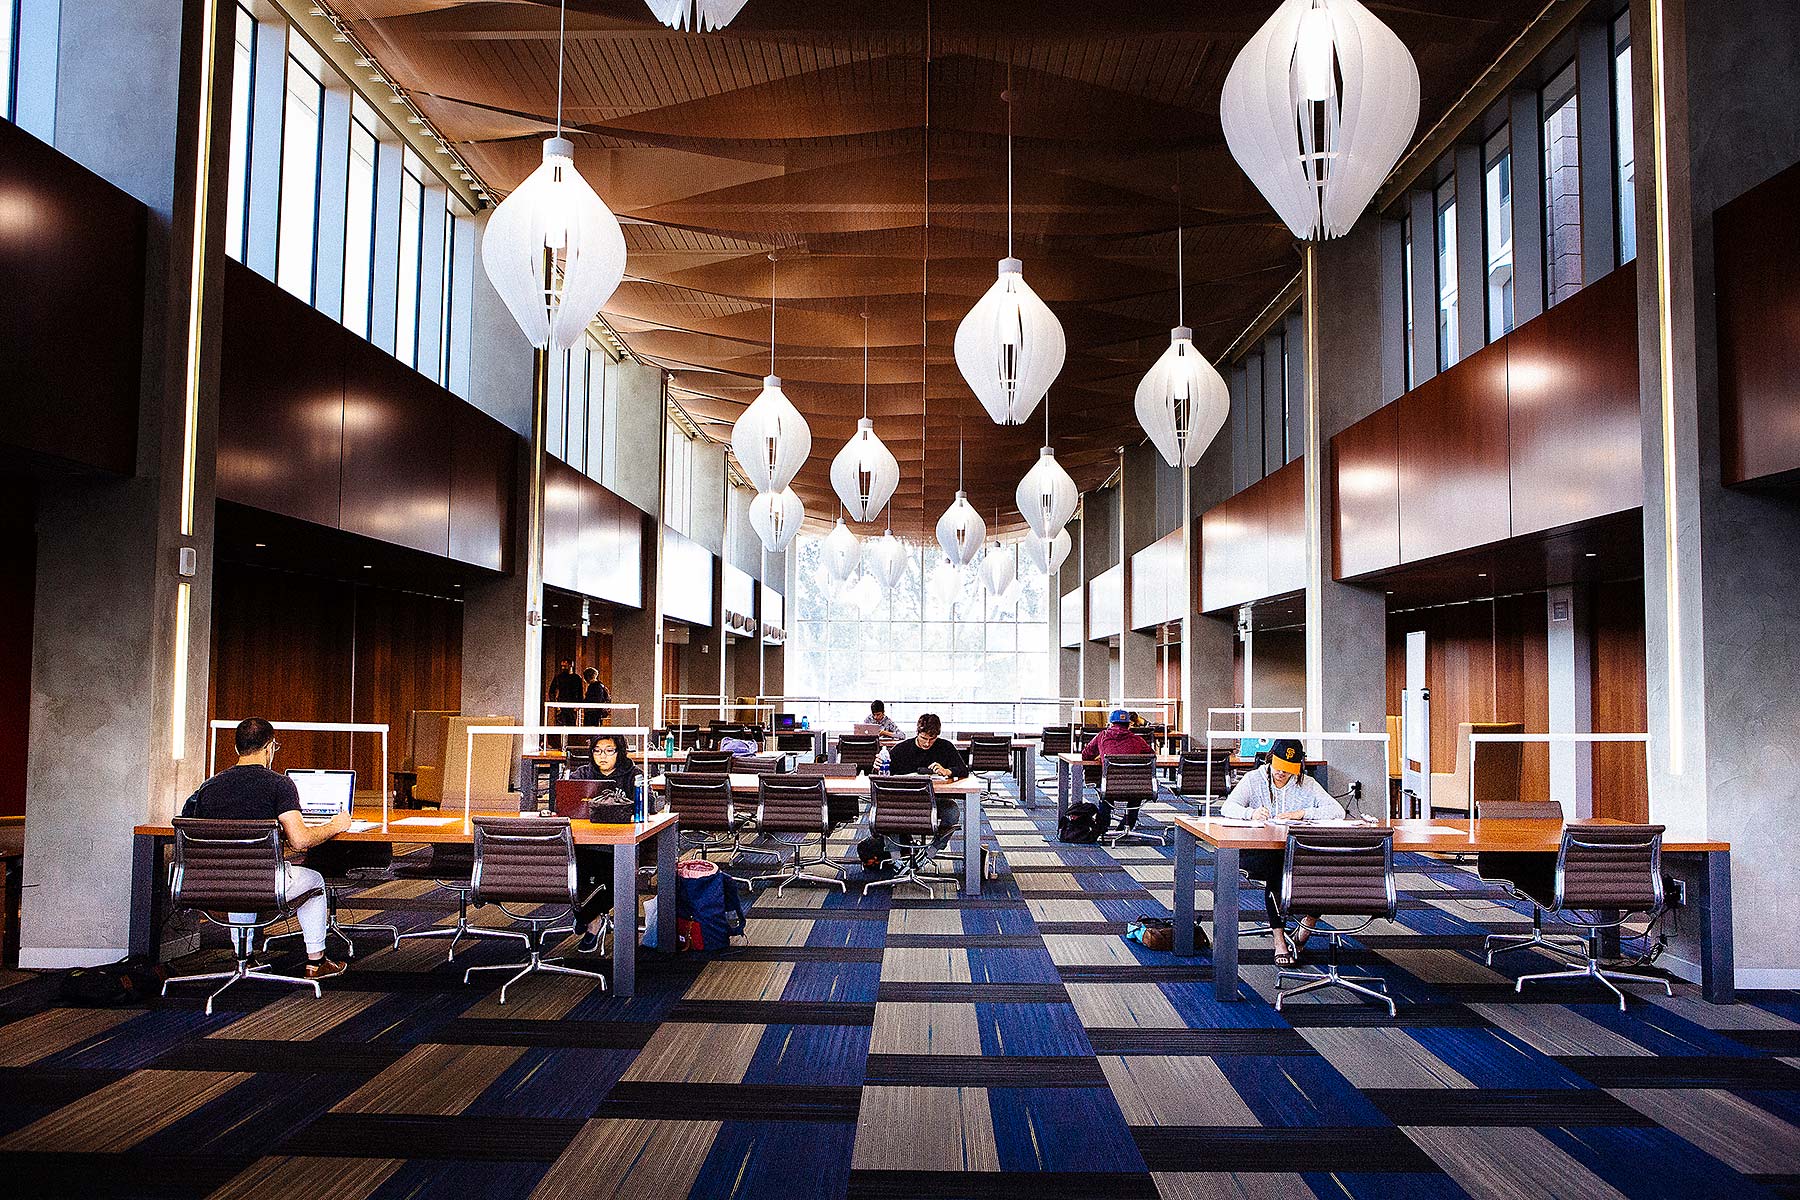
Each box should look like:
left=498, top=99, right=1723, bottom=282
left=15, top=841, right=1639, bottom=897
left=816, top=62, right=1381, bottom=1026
left=1401, top=214, right=1415, bottom=389
left=789, top=536, right=1050, bottom=716
left=437, top=210, right=459, bottom=386
left=223, top=5, right=256, bottom=260
left=1612, top=11, right=1636, bottom=264
left=1, top=0, right=19, bottom=124
left=1542, top=60, right=1583, bottom=307
left=342, top=99, right=379, bottom=338
left=276, top=30, right=325, bottom=300
left=1483, top=126, right=1514, bottom=341
left=394, top=149, right=425, bottom=367
left=1435, top=178, right=1459, bottom=369
left=1278, top=332, right=1291, bottom=463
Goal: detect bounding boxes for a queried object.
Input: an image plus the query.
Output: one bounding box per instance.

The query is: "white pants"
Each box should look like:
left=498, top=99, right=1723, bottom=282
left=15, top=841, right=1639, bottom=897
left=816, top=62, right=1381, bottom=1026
left=231, top=864, right=329, bottom=955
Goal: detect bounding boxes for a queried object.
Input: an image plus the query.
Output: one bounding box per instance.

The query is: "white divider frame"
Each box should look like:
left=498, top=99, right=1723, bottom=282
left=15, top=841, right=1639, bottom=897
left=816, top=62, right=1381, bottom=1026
left=461, top=725, right=654, bottom=836
left=1207, top=706, right=1304, bottom=733
left=208, top=719, right=391, bottom=828
left=1468, top=730, right=1650, bottom=827
left=1200, top=728, right=1393, bottom=819
left=542, top=701, right=641, bottom=726
left=677, top=702, right=777, bottom=747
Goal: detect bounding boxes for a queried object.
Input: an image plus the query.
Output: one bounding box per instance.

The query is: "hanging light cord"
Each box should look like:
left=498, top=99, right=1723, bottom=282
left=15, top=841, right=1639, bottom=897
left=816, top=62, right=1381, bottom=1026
left=1176, top=159, right=1185, bottom=329
left=862, top=309, right=870, bottom=419
left=769, top=253, right=777, bottom=376
left=1006, top=55, right=1014, bottom=259
left=555, top=0, right=566, bottom=137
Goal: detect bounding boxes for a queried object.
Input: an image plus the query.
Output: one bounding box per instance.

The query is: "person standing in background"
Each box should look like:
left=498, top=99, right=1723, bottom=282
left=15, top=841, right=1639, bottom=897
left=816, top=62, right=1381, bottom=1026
left=547, top=659, right=584, bottom=745
left=582, top=667, right=610, bottom=726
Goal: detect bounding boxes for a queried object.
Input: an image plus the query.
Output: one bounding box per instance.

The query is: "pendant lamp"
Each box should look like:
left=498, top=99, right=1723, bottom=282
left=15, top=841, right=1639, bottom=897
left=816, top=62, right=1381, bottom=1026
left=731, top=256, right=812, bottom=493
left=748, top=486, right=803, bottom=553
left=1016, top=446, right=1078, bottom=540
left=481, top=1, right=626, bottom=350
left=1221, top=0, right=1420, bottom=241
left=1023, top=527, right=1072, bottom=575
left=1136, top=199, right=1230, bottom=467
left=830, top=313, right=900, bottom=522
left=823, top=517, right=862, bottom=582
left=979, top=538, right=1016, bottom=595
left=645, top=0, right=747, bottom=32
left=870, top=529, right=910, bottom=589
left=955, top=79, right=1064, bottom=425
left=936, top=492, right=985, bottom=567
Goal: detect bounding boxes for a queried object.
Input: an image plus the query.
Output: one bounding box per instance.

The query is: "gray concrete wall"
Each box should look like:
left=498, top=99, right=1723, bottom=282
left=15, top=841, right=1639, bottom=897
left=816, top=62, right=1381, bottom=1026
left=610, top=362, right=665, bottom=516
left=1079, top=493, right=1115, bottom=699
left=466, top=218, right=536, bottom=439
left=688, top=442, right=727, bottom=556
left=1119, top=445, right=1160, bottom=701
left=461, top=441, right=534, bottom=720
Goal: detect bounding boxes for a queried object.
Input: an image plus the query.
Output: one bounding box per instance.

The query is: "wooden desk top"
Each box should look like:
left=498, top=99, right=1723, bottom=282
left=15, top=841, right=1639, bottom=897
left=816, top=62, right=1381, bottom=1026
left=650, top=772, right=981, bottom=797
left=134, top=811, right=679, bottom=846
left=1172, top=814, right=1729, bottom=854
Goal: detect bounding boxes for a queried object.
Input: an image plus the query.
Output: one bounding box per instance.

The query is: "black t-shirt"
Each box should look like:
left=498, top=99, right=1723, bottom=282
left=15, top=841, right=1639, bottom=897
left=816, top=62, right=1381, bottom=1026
left=888, top=737, right=969, bottom=779
left=181, top=765, right=301, bottom=821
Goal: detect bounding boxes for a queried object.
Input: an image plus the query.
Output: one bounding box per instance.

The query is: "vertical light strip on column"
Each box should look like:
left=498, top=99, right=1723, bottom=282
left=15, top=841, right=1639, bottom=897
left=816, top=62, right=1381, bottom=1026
left=1301, top=242, right=1324, bottom=744
left=1648, top=0, right=1684, bottom=775
left=172, top=0, right=224, bottom=761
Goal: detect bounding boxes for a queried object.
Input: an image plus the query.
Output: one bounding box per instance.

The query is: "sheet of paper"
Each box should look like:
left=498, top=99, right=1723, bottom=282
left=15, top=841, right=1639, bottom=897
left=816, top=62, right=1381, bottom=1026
left=392, top=816, right=457, bottom=826
left=347, top=820, right=378, bottom=833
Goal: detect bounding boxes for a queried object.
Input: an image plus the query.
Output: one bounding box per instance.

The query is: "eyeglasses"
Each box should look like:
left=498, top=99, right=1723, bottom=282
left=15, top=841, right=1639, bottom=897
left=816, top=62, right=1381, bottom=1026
left=266, top=740, right=281, bottom=756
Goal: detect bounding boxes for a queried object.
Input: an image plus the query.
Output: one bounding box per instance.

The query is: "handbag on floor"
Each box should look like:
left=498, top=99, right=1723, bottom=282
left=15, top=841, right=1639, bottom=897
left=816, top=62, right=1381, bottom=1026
left=1124, top=915, right=1208, bottom=954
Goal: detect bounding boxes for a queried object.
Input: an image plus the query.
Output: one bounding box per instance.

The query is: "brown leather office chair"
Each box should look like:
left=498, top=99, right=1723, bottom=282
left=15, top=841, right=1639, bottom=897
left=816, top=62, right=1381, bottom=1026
left=161, top=819, right=326, bottom=1014
left=1100, top=753, right=1164, bottom=845
left=265, top=841, right=400, bottom=961
left=865, top=776, right=949, bottom=898
left=1037, top=725, right=1074, bottom=787
left=734, top=754, right=785, bottom=776
left=1514, top=823, right=1673, bottom=1010
left=1475, top=800, right=1585, bottom=964
left=794, top=761, right=857, bottom=778
left=683, top=749, right=734, bottom=776
left=1174, top=747, right=1236, bottom=817
left=460, top=817, right=602, bottom=1004
left=393, top=839, right=529, bottom=963
left=745, top=775, right=844, bottom=894
left=666, top=772, right=739, bottom=858
left=1276, top=826, right=1399, bottom=1016
left=835, top=735, right=881, bottom=774
left=967, top=736, right=1016, bottom=807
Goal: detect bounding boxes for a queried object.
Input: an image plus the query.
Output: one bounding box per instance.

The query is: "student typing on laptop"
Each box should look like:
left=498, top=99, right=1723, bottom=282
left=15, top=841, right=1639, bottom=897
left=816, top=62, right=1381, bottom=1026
left=180, top=717, right=351, bottom=979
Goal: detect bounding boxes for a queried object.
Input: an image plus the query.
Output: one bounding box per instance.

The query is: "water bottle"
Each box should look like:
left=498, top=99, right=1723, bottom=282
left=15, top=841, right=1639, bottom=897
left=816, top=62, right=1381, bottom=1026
left=801, top=715, right=809, bottom=729
left=664, top=730, right=676, bottom=757
left=634, top=776, right=647, bottom=823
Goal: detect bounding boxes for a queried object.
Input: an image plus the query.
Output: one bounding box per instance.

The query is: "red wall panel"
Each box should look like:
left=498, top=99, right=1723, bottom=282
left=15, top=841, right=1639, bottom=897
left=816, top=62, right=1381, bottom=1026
left=542, top=458, right=584, bottom=593
left=449, top=403, right=514, bottom=573
left=1264, top=459, right=1308, bottom=595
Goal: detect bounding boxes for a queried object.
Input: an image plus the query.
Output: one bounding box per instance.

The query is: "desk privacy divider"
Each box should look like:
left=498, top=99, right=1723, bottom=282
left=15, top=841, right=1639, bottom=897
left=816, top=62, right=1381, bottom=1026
left=207, top=719, right=389, bottom=821
left=461, top=726, right=653, bottom=834
left=1468, top=731, right=1651, bottom=828
left=1202, top=728, right=1394, bottom=817
left=542, top=701, right=641, bottom=726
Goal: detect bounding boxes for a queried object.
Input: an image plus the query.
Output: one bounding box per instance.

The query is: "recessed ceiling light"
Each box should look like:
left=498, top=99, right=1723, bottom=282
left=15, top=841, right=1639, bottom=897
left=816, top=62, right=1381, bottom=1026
left=1477, top=572, right=1487, bottom=578
left=253, top=542, right=266, bottom=548
left=362, top=564, right=373, bottom=569
left=1585, top=552, right=1597, bottom=558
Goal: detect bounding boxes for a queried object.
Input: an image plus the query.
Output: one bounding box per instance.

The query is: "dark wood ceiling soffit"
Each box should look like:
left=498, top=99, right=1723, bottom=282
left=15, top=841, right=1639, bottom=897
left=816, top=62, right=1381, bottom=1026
left=332, top=0, right=1544, bottom=536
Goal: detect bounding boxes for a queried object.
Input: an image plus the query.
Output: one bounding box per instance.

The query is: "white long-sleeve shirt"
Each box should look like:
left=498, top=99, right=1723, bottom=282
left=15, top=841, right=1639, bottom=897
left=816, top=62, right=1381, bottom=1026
left=1221, top=767, right=1344, bottom=822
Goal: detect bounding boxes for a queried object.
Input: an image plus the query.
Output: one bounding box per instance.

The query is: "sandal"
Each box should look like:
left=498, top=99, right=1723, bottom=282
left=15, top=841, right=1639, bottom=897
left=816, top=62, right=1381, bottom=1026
left=1274, top=945, right=1299, bottom=967
left=1291, top=926, right=1312, bottom=955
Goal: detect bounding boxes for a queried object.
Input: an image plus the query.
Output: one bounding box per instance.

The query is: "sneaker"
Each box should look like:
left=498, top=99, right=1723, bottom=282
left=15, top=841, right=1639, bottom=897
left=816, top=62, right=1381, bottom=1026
left=303, top=958, right=348, bottom=980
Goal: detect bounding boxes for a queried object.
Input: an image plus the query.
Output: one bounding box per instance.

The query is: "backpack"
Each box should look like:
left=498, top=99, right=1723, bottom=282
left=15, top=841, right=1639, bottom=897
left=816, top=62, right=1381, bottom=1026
left=1059, top=798, right=1111, bottom=843
left=59, top=958, right=167, bottom=1006
left=644, top=860, right=750, bottom=952
left=857, top=833, right=891, bottom=872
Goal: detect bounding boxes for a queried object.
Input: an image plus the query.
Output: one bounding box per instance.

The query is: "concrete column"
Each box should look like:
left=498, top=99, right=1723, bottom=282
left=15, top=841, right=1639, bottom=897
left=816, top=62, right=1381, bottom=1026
left=1058, top=515, right=1083, bottom=705
left=1545, top=585, right=1594, bottom=817
left=1078, top=492, right=1114, bottom=704
left=1119, top=446, right=1159, bottom=703
left=461, top=441, right=533, bottom=721
left=1636, top=0, right=1800, bottom=987
left=21, top=0, right=232, bottom=966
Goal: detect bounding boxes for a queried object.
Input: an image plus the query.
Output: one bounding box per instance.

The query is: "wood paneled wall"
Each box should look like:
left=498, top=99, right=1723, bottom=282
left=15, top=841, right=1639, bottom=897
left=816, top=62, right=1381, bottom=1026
left=1334, top=263, right=1641, bottom=579
left=218, top=263, right=515, bottom=573
left=1386, top=595, right=1551, bottom=799
left=662, top=530, right=715, bottom=627
left=1716, top=159, right=1800, bottom=486
left=207, top=561, right=462, bottom=786
left=1590, top=578, right=1649, bottom=820
left=542, top=628, right=615, bottom=716
left=543, top=459, right=646, bottom=607
left=1200, top=457, right=1306, bottom=613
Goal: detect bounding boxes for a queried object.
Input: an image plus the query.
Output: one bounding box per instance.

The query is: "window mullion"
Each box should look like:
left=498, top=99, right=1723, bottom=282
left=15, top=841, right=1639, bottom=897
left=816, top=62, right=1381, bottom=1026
left=368, top=136, right=402, bottom=354
left=1508, top=90, right=1547, bottom=326
left=313, top=83, right=352, bottom=322
left=1577, top=18, right=1619, bottom=283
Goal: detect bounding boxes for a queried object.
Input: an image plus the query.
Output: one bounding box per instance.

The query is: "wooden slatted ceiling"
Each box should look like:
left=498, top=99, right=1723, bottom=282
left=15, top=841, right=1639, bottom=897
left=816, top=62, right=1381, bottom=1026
left=334, top=0, right=1544, bottom=536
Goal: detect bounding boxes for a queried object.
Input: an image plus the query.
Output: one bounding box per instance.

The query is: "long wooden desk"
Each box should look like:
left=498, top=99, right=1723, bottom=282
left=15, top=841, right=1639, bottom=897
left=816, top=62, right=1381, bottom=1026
left=1169, top=815, right=1734, bottom=1004
left=130, top=812, right=681, bottom=998
left=651, top=772, right=988, bottom=896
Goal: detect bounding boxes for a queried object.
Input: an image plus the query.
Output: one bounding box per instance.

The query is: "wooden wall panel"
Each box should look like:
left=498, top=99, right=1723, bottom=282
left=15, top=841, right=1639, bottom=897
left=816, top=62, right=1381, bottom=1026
left=1397, top=340, right=1511, bottom=562
left=1716, top=160, right=1800, bottom=485
left=449, top=403, right=514, bottom=573
left=1332, top=403, right=1401, bottom=578
left=1129, top=529, right=1182, bottom=631
left=1200, top=482, right=1268, bottom=613
left=218, top=266, right=345, bottom=530
left=662, top=530, right=714, bottom=627
left=0, top=117, right=143, bottom=475
left=351, top=584, right=463, bottom=777
left=341, top=339, right=452, bottom=558
left=1264, top=459, right=1308, bottom=595
left=1508, top=264, right=1642, bottom=534
left=1060, top=589, right=1082, bottom=648
left=584, top=490, right=644, bottom=609
left=1590, top=578, right=1649, bottom=820
left=542, top=458, right=584, bottom=594
left=1493, top=592, right=1551, bottom=800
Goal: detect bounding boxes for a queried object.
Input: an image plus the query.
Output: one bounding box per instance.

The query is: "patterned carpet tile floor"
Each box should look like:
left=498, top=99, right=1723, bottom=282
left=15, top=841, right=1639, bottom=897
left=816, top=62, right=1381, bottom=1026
left=1, top=782, right=1797, bottom=1199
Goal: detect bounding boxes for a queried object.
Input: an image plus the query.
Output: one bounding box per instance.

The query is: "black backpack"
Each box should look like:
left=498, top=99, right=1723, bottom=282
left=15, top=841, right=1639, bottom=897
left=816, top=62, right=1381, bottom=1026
left=1059, top=799, right=1112, bottom=844
left=59, top=958, right=167, bottom=1007
left=857, top=833, right=892, bottom=872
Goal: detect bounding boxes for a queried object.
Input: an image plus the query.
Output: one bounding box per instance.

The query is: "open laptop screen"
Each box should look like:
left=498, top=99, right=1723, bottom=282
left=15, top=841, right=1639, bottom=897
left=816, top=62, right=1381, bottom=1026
left=287, top=769, right=355, bottom=818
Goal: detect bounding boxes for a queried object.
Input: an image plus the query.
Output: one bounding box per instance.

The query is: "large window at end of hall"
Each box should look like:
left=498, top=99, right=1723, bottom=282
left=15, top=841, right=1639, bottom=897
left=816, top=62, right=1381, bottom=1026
left=1434, top=177, right=1459, bottom=370
left=1542, top=60, right=1583, bottom=308
left=787, top=535, right=1052, bottom=721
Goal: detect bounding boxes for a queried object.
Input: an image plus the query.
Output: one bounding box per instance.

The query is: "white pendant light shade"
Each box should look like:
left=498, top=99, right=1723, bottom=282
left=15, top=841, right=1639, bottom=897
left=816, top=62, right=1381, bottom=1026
left=822, top=518, right=861, bottom=581
left=979, top=542, right=1016, bottom=595
left=481, top=136, right=627, bottom=350
left=870, top=530, right=911, bottom=590
left=645, top=0, right=748, bottom=31
left=748, top=486, right=803, bottom=553
left=1221, top=0, right=1420, bottom=241
left=1135, top=326, right=1231, bottom=468
left=829, top=418, right=900, bottom=523
left=935, top=491, right=986, bottom=566
left=1015, top=446, right=1078, bottom=540
left=1023, top=527, right=1072, bottom=575
left=955, top=259, right=1066, bottom=426
left=731, top=375, right=811, bottom=494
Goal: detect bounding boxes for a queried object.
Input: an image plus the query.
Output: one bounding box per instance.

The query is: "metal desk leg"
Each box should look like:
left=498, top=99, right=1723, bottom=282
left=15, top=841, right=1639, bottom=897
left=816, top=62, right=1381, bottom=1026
left=1015, top=747, right=1037, bottom=808
left=612, top=844, right=638, bottom=998
left=129, top=832, right=168, bottom=962
left=656, top=822, right=680, bottom=951
left=964, top=792, right=983, bottom=896
left=1057, top=757, right=1072, bottom=823
left=1174, top=826, right=1197, bottom=955
left=1700, top=850, right=1735, bottom=1004
left=1212, top=845, right=1241, bottom=1002
left=1598, top=911, right=1621, bottom=960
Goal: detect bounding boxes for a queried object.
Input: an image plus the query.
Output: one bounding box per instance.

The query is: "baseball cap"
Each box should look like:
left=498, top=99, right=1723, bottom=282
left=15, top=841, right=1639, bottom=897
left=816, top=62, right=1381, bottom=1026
left=1269, top=738, right=1306, bottom=775
left=1109, top=708, right=1130, bottom=725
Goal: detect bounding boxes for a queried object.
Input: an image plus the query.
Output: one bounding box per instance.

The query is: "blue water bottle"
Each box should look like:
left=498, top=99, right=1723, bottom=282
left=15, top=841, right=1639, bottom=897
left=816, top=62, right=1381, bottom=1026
left=664, top=730, right=676, bottom=757
left=801, top=715, right=810, bottom=730
left=634, top=776, right=647, bottom=823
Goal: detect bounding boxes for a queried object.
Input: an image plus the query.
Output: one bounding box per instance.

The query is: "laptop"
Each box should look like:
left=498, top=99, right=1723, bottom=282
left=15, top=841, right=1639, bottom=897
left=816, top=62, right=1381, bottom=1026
left=288, top=769, right=355, bottom=824
left=1237, top=737, right=1274, bottom=759
left=774, top=712, right=798, bottom=732
left=852, top=722, right=885, bottom=737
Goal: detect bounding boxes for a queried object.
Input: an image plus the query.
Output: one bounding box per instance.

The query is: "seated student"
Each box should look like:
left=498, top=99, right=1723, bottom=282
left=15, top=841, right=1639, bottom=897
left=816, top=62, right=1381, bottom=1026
left=1220, top=738, right=1344, bottom=964
left=887, top=713, right=968, bottom=844
left=180, top=717, right=351, bottom=980
left=863, top=699, right=900, bottom=736
left=566, top=734, right=638, bottom=954
left=1082, top=708, right=1156, bottom=829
